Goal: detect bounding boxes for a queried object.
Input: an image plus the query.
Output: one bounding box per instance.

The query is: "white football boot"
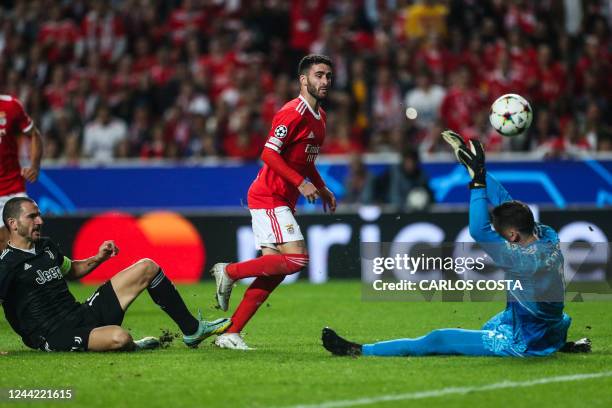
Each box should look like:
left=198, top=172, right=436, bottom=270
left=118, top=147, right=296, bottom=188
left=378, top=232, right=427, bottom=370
left=210, top=263, right=234, bottom=312
left=214, top=333, right=254, bottom=350
left=134, top=336, right=161, bottom=351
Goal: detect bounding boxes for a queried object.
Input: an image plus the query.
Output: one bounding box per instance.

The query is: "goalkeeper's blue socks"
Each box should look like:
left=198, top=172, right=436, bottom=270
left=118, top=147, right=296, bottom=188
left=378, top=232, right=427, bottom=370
left=361, top=328, right=497, bottom=357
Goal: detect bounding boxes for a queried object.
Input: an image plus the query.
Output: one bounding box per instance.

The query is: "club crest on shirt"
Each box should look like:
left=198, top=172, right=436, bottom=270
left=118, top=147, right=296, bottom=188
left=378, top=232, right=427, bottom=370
left=274, top=125, right=288, bottom=138
left=285, top=224, right=295, bottom=234
left=0, top=111, right=6, bottom=126
left=45, top=249, right=55, bottom=260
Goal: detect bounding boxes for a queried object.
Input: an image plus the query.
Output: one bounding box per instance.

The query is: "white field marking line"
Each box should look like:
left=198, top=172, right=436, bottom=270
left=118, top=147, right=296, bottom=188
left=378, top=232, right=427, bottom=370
left=283, top=371, right=612, bottom=408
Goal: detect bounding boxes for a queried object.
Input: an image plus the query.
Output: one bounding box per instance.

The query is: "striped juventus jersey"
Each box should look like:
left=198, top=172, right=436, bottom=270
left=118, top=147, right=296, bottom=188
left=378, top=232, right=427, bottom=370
left=248, top=95, right=326, bottom=210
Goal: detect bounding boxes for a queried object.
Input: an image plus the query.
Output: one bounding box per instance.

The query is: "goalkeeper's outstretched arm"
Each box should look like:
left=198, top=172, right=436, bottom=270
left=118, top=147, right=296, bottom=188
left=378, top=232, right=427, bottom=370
left=485, top=173, right=513, bottom=207
left=441, top=131, right=512, bottom=264
left=469, top=188, right=504, bottom=243
left=469, top=175, right=515, bottom=267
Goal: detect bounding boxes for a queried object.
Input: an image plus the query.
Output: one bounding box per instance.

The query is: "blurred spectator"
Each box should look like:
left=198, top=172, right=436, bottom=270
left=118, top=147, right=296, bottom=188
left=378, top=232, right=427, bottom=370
left=290, top=0, right=328, bottom=52
left=404, top=69, right=445, bottom=129
left=414, top=34, right=447, bottom=80
left=418, top=120, right=446, bottom=154
left=168, top=0, right=208, bottom=46
left=83, top=105, right=128, bottom=163
left=127, top=105, right=151, bottom=155
left=0, top=0, right=609, bottom=163
left=140, top=124, right=166, bottom=159
left=541, top=118, right=593, bottom=158
left=372, top=67, right=403, bottom=132
left=404, top=0, right=448, bottom=40
left=482, top=47, right=526, bottom=102
left=529, top=109, right=559, bottom=152
left=533, top=44, right=567, bottom=106
left=324, top=119, right=364, bottom=155
left=439, top=67, right=481, bottom=134
left=222, top=108, right=263, bottom=160
left=343, top=154, right=372, bottom=204
left=349, top=58, right=370, bottom=131
left=78, top=2, right=126, bottom=62
left=44, top=109, right=80, bottom=160
left=262, top=74, right=293, bottom=127
left=37, top=4, right=79, bottom=64
left=368, top=147, right=433, bottom=210
left=582, top=102, right=609, bottom=149
left=61, top=133, right=81, bottom=166
left=598, top=132, right=612, bottom=152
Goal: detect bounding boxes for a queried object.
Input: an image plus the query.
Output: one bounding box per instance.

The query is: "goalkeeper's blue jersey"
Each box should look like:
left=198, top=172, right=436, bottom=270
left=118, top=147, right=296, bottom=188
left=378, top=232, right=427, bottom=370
left=469, top=174, right=570, bottom=356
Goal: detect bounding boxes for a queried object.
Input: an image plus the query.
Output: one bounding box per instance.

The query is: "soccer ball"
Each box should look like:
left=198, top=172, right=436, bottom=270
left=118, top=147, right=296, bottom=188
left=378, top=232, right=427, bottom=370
left=489, top=94, right=533, bottom=137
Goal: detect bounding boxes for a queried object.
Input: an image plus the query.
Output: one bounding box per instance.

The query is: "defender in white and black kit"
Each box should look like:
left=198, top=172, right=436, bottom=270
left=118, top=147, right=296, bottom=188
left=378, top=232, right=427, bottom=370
left=0, top=197, right=231, bottom=352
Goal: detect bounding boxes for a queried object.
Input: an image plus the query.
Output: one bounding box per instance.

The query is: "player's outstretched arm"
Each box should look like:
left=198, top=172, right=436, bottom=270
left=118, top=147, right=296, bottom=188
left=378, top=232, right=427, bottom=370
left=469, top=189, right=504, bottom=243
left=457, top=140, right=503, bottom=243
left=485, top=173, right=513, bottom=207
left=455, top=141, right=515, bottom=268
left=65, top=240, right=119, bottom=280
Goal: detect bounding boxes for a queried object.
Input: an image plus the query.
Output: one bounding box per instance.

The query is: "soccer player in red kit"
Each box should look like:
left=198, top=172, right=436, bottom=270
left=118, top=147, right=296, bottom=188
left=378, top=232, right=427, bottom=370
left=210, top=55, right=336, bottom=350
left=0, top=95, right=43, bottom=250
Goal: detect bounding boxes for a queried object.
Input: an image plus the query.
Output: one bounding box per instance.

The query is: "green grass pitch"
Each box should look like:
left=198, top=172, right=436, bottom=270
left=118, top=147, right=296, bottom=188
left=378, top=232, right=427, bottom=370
left=1, top=281, right=611, bottom=408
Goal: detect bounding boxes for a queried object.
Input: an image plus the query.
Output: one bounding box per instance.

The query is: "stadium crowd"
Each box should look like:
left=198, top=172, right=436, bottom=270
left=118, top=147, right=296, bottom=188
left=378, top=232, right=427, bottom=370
left=0, top=0, right=610, bottom=164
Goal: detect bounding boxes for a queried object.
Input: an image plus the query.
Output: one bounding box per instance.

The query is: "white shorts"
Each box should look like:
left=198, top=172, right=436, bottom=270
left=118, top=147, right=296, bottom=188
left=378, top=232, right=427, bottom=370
left=250, top=206, right=304, bottom=249
left=0, top=192, right=28, bottom=225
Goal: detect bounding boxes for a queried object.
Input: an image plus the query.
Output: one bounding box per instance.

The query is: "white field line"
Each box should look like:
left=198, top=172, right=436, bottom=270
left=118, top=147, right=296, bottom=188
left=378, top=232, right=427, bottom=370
left=283, top=371, right=612, bottom=408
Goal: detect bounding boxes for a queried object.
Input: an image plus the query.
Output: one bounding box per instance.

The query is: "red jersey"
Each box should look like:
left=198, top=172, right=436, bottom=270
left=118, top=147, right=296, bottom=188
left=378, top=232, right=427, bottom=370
left=0, top=95, right=33, bottom=196
left=248, top=96, right=326, bottom=210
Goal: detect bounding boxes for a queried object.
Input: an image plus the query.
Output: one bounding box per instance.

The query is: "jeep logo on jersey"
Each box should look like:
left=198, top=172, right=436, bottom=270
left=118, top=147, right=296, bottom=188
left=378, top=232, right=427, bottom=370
left=35, top=266, right=63, bottom=285
left=274, top=125, right=288, bottom=138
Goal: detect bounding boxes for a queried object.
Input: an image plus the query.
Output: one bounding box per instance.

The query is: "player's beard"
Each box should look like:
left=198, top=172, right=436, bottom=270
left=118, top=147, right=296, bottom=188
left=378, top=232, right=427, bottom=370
left=17, top=222, right=41, bottom=242
left=306, top=79, right=326, bottom=101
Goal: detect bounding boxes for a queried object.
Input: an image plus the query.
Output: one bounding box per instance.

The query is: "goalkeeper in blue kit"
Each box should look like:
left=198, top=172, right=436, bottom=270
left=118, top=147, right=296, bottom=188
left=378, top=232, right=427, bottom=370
left=322, top=131, right=590, bottom=357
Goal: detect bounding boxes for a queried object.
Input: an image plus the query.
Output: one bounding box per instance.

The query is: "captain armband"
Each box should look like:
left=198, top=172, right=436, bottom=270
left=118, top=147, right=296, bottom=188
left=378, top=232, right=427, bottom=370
left=60, top=256, right=72, bottom=276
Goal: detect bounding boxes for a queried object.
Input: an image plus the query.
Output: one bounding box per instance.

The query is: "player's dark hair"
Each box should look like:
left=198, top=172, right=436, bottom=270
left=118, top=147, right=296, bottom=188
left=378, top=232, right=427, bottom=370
left=2, top=197, right=35, bottom=227
left=298, top=54, right=333, bottom=76
left=491, top=201, right=535, bottom=236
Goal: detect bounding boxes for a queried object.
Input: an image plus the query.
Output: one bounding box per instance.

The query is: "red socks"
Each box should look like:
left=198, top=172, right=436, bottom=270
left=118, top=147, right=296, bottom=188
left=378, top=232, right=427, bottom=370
left=227, top=275, right=284, bottom=333
left=226, top=254, right=309, bottom=280
left=225, top=253, right=309, bottom=334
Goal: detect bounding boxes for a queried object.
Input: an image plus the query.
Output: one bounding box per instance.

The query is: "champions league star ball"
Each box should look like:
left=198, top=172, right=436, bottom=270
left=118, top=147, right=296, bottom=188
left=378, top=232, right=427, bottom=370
left=489, top=93, right=533, bottom=137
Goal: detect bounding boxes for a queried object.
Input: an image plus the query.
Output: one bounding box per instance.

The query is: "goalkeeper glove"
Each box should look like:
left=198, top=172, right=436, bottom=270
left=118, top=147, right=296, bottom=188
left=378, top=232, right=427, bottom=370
left=457, top=140, right=486, bottom=189
left=441, top=130, right=487, bottom=189
left=441, top=129, right=466, bottom=161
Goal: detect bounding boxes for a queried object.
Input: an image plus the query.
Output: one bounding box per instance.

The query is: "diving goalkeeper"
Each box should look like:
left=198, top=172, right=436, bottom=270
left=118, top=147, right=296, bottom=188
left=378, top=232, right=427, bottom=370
left=322, top=131, right=589, bottom=357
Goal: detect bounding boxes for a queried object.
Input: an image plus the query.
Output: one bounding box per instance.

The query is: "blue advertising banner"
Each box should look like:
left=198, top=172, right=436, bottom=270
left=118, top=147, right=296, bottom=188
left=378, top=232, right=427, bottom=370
left=28, top=159, right=612, bottom=213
